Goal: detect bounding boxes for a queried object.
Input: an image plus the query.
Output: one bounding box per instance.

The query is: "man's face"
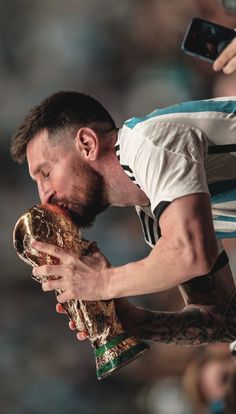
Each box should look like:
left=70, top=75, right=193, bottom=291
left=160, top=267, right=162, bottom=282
left=26, top=129, right=109, bottom=227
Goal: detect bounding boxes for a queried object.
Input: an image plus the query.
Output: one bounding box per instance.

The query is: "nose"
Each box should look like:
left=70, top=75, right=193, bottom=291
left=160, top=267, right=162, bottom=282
left=37, top=181, right=54, bottom=204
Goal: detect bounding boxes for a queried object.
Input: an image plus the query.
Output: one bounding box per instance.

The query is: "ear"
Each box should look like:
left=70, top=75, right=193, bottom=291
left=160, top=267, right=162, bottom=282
left=74, top=127, right=99, bottom=161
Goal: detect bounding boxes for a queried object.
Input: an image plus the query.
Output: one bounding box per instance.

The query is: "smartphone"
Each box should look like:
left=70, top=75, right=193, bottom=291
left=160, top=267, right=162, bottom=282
left=181, top=17, right=236, bottom=62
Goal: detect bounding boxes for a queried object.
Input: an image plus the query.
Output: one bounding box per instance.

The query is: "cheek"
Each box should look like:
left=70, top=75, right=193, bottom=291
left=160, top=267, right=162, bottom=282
left=57, top=173, right=82, bottom=200
left=52, top=170, right=72, bottom=196
left=54, top=158, right=92, bottom=200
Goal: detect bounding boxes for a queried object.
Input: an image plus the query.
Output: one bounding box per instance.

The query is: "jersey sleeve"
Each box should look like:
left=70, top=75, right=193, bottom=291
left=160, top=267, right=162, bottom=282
left=132, top=121, right=210, bottom=215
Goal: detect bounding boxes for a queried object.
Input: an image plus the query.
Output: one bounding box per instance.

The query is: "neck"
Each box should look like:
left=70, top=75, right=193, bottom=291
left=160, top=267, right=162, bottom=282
left=97, top=131, right=149, bottom=207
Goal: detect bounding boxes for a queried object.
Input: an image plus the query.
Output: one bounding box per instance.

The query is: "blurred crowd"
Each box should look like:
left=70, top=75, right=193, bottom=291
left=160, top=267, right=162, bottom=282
left=0, top=0, right=235, bottom=413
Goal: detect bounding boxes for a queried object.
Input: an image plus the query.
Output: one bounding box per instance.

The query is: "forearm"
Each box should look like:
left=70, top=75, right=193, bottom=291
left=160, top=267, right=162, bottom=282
left=108, top=237, right=217, bottom=299
left=129, top=290, right=236, bottom=345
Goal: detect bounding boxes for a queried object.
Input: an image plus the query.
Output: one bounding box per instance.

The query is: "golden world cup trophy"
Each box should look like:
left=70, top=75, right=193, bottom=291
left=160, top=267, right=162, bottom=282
left=13, top=204, right=149, bottom=379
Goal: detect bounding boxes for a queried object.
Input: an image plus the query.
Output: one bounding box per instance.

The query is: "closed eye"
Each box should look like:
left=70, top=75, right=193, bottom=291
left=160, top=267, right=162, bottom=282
left=41, top=170, right=50, bottom=179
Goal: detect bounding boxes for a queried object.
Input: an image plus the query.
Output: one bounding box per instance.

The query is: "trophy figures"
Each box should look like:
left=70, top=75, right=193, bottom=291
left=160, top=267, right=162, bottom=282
left=13, top=204, right=149, bottom=379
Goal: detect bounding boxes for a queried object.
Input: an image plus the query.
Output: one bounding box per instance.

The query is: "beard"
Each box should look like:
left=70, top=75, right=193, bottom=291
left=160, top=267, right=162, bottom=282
left=51, top=162, right=109, bottom=228
left=66, top=180, right=109, bottom=228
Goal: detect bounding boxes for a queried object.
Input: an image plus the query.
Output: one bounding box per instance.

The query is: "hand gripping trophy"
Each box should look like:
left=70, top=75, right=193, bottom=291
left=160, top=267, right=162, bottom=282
left=13, top=204, right=149, bottom=379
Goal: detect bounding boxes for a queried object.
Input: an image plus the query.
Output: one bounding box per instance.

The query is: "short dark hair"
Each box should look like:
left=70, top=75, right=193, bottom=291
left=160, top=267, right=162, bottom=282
left=11, top=91, right=116, bottom=163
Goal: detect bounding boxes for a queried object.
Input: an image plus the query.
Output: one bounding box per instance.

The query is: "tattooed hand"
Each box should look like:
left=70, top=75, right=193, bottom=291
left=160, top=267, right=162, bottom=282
left=126, top=261, right=236, bottom=345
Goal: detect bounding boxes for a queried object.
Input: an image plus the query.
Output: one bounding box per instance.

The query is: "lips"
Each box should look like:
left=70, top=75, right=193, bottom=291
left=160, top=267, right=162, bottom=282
left=41, top=203, right=69, bottom=219
left=49, top=199, right=70, bottom=212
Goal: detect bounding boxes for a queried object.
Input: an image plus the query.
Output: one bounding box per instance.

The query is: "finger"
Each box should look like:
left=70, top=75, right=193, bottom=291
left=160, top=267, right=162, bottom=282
left=223, top=56, right=236, bottom=74
left=77, top=331, right=88, bottom=341
left=33, top=264, right=65, bottom=278
left=56, top=303, right=67, bottom=314
left=42, top=278, right=64, bottom=292
left=213, top=38, right=236, bottom=71
left=31, top=240, right=70, bottom=261
left=56, top=290, right=73, bottom=303
left=69, top=320, right=77, bottom=330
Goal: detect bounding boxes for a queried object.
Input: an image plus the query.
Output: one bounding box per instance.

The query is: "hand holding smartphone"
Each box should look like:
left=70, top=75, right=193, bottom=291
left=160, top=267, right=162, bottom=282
left=181, top=17, right=236, bottom=63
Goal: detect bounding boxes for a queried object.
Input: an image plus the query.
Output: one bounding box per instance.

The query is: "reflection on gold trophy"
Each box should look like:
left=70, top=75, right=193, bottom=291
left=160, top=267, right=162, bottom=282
left=13, top=204, right=149, bottom=379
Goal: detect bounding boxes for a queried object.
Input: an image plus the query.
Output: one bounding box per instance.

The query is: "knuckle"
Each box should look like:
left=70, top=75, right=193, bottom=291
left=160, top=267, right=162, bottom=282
left=42, top=282, right=47, bottom=291
left=46, top=280, right=53, bottom=289
left=53, top=246, right=62, bottom=255
left=57, top=295, right=65, bottom=303
left=68, top=261, right=77, bottom=273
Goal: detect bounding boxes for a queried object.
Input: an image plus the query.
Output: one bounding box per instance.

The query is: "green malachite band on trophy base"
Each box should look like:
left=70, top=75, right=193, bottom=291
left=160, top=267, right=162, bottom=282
left=97, top=342, right=148, bottom=379
left=95, top=332, right=129, bottom=357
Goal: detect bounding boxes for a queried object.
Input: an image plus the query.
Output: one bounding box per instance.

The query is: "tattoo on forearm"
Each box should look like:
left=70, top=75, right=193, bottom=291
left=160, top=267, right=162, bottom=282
left=135, top=289, right=236, bottom=346
left=181, top=273, right=216, bottom=295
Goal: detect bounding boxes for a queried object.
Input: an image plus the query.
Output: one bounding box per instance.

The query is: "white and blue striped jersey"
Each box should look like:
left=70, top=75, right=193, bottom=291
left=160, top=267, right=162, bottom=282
left=115, top=97, right=236, bottom=248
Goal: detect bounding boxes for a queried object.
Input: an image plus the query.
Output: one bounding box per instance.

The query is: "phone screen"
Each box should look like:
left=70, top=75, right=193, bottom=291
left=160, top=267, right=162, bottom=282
left=182, top=18, right=236, bottom=62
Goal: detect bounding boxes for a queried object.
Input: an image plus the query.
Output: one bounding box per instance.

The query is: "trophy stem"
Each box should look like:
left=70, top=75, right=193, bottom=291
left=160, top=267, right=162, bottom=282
left=94, top=332, right=149, bottom=380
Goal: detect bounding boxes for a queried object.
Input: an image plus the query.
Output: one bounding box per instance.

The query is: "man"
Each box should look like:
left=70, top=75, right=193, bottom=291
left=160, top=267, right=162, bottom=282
left=11, top=91, right=236, bottom=345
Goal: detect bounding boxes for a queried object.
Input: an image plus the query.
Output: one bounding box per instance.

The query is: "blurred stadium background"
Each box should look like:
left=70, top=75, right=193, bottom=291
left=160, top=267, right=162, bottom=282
left=0, top=1, right=235, bottom=413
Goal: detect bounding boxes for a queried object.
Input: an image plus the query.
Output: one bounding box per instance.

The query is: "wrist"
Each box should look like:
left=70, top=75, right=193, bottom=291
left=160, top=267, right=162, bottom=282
left=102, top=258, right=151, bottom=299
left=102, top=266, right=114, bottom=300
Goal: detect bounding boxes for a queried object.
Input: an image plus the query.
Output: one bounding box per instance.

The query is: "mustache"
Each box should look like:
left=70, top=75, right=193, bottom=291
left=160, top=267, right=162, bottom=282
left=49, top=196, right=68, bottom=208
left=48, top=196, right=109, bottom=228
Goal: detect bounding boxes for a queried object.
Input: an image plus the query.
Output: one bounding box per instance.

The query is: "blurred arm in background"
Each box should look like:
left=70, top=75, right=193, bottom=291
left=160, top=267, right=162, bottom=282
left=213, top=36, right=236, bottom=74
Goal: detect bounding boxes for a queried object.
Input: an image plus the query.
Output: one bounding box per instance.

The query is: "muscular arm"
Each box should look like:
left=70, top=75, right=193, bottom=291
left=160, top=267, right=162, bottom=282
left=117, top=262, right=236, bottom=345
left=109, top=193, right=219, bottom=299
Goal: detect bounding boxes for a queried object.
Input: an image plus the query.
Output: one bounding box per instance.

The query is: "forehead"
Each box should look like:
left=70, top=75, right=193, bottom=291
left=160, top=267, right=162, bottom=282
left=27, top=130, right=51, bottom=165
left=26, top=129, right=65, bottom=175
